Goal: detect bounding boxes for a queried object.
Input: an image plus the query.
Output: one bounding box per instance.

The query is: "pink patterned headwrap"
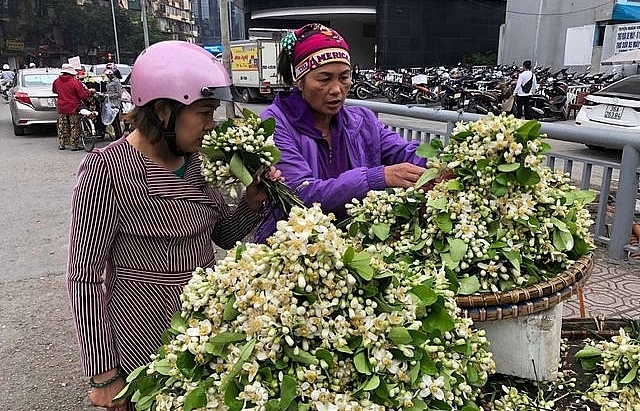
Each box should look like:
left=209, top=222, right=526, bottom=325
left=288, top=24, right=351, bottom=80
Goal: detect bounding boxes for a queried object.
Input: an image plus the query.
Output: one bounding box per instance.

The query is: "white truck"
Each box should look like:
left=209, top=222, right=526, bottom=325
left=230, top=38, right=287, bottom=102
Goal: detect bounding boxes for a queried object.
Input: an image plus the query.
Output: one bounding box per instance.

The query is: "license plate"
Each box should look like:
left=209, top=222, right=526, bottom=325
left=604, top=104, right=624, bottom=120
left=46, top=97, right=57, bottom=107
left=454, top=93, right=461, bottom=99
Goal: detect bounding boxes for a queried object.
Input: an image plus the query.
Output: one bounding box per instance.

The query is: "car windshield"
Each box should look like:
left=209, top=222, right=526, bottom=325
left=23, top=74, right=58, bottom=87
left=595, top=76, right=640, bottom=99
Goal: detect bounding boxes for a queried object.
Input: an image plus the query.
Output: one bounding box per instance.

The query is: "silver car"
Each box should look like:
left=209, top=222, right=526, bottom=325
left=8, top=67, right=61, bottom=135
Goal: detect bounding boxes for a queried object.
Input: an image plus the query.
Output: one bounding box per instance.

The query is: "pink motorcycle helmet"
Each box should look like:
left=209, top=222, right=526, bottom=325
left=130, top=40, right=232, bottom=107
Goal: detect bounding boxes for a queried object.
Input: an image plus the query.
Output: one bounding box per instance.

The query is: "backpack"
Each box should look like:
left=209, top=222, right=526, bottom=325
left=521, top=74, right=534, bottom=93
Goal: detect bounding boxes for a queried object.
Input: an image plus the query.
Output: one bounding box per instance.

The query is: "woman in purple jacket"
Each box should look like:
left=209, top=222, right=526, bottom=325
left=254, top=23, right=426, bottom=243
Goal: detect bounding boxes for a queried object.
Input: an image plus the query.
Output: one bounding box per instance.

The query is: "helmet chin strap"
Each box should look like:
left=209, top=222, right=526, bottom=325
left=143, top=104, right=185, bottom=156
left=161, top=110, right=185, bottom=156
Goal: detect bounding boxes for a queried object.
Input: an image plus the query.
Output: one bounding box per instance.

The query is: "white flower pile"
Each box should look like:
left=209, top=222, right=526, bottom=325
left=577, top=328, right=640, bottom=411
left=122, top=205, right=495, bottom=411
left=346, top=114, right=595, bottom=293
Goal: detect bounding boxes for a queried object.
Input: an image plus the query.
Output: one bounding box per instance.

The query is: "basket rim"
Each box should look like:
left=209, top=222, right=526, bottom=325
left=455, top=253, right=594, bottom=308
left=460, top=267, right=592, bottom=321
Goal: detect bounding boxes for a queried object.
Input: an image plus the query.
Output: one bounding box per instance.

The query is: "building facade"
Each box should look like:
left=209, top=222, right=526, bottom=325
left=499, top=0, right=640, bottom=73
left=192, top=0, right=246, bottom=48
left=242, top=0, right=507, bottom=69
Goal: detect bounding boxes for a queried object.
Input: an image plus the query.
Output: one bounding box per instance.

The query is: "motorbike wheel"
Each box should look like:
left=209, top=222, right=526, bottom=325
left=386, top=88, right=401, bottom=104
left=80, top=117, right=96, bottom=152
left=355, top=86, right=370, bottom=100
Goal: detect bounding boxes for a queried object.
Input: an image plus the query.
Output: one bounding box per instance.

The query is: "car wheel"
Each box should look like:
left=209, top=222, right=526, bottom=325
left=241, top=88, right=251, bottom=103
left=12, top=119, right=25, bottom=136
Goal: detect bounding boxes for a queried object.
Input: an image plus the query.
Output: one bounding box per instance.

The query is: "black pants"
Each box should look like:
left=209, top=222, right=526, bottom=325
left=515, top=95, right=532, bottom=119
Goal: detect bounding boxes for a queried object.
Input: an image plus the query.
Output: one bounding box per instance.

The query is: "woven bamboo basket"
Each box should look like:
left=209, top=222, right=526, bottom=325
left=456, top=253, right=594, bottom=322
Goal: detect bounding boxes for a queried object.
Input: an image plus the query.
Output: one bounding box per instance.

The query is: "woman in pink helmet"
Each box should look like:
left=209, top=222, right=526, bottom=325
left=66, top=41, right=273, bottom=410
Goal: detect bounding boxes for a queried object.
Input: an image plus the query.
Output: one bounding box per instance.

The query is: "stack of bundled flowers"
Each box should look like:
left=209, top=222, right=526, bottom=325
left=119, top=205, right=495, bottom=411
left=346, top=114, right=595, bottom=294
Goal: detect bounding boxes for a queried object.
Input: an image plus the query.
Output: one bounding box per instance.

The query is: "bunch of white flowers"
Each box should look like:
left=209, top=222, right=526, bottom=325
left=200, top=110, right=278, bottom=188
left=200, top=109, right=303, bottom=213
left=120, top=205, right=495, bottom=411
left=576, top=328, right=640, bottom=411
left=346, top=114, right=595, bottom=293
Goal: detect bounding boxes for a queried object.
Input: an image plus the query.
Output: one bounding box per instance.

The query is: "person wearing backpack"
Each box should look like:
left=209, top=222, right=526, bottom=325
left=514, top=60, right=537, bottom=119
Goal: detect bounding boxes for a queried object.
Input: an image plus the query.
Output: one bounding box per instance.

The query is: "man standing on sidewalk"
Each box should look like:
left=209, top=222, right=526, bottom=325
left=52, top=63, right=96, bottom=151
left=514, top=60, right=537, bottom=120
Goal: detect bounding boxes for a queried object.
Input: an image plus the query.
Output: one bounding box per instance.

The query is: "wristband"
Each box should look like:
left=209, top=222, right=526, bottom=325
left=88, top=367, right=123, bottom=388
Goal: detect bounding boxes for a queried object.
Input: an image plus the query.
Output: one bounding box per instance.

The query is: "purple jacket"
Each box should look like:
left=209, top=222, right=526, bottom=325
left=254, top=89, right=426, bottom=243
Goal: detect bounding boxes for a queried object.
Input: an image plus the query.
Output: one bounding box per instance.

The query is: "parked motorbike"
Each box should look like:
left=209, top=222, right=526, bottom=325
left=0, top=80, right=10, bottom=102
left=385, top=81, right=414, bottom=104
left=528, top=80, right=568, bottom=121
left=352, top=78, right=383, bottom=100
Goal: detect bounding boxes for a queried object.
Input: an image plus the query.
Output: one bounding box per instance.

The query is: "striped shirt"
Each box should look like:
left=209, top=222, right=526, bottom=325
left=67, top=138, right=263, bottom=376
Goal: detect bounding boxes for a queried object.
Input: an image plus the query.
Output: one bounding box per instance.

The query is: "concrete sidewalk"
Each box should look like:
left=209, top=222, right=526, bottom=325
left=563, top=247, right=640, bottom=319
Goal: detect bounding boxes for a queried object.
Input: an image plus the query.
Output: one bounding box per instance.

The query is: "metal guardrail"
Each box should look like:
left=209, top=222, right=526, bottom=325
left=345, top=99, right=640, bottom=261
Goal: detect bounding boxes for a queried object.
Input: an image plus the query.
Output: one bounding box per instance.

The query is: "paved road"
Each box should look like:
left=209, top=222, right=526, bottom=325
left=0, top=104, right=84, bottom=282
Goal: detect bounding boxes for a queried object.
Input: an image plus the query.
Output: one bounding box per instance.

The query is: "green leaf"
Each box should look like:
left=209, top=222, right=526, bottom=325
left=575, top=345, right=602, bottom=358
left=428, top=197, right=448, bottom=211
left=420, top=354, right=438, bottom=375
left=184, top=387, right=207, bottom=411
left=515, top=167, right=540, bottom=186
left=553, top=229, right=574, bottom=251
left=501, top=250, right=521, bottom=272
left=224, top=381, right=243, bottom=411
left=223, top=296, right=239, bottom=321
left=315, top=348, right=334, bottom=368
left=458, top=276, right=481, bottom=295
left=170, top=312, right=187, bottom=332
left=415, top=168, right=440, bottom=189
left=125, top=364, right=149, bottom=383
left=497, top=163, right=520, bottom=172
left=279, top=375, right=297, bottom=410
left=388, top=327, right=413, bottom=345
left=343, top=246, right=355, bottom=263
left=446, top=179, right=463, bottom=191
left=416, top=142, right=441, bottom=158
left=345, top=249, right=374, bottom=281
left=260, top=117, right=276, bottom=136
left=154, top=359, right=172, bottom=376
left=372, top=223, right=390, bottom=241
left=210, top=332, right=246, bottom=344
left=229, top=153, right=253, bottom=186
left=516, top=119, right=541, bottom=139
left=286, top=347, right=319, bottom=365
left=354, top=351, right=371, bottom=375
left=361, top=375, right=380, bottom=391
left=263, top=145, right=282, bottom=164
left=176, top=351, right=196, bottom=378
left=448, top=238, right=468, bottom=262
left=461, top=403, right=481, bottom=411
left=404, top=398, right=427, bottom=411
left=424, top=304, right=455, bottom=332
left=436, top=213, right=453, bottom=233
left=491, top=179, right=508, bottom=197
left=409, top=285, right=438, bottom=306
left=199, top=146, right=226, bottom=161
left=220, top=339, right=256, bottom=392
left=621, top=365, right=639, bottom=384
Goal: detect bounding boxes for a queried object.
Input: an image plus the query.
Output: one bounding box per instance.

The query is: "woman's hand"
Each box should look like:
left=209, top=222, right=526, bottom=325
left=88, top=370, right=127, bottom=409
left=422, top=169, right=455, bottom=191
left=383, top=163, right=426, bottom=188
left=245, top=167, right=282, bottom=212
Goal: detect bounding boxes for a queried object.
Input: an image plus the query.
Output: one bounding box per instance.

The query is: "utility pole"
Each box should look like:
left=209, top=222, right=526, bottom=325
left=110, top=0, right=120, bottom=63
left=141, top=0, right=150, bottom=49
left=219, top=0, right=234, bottom=118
